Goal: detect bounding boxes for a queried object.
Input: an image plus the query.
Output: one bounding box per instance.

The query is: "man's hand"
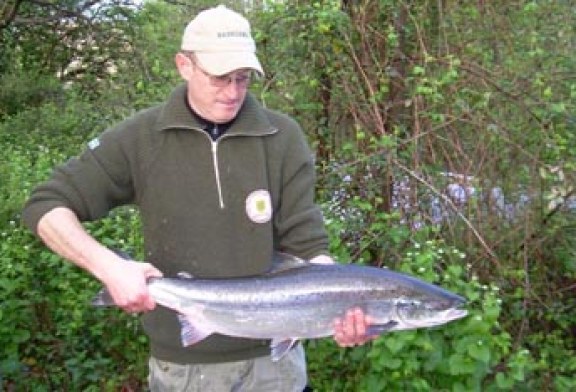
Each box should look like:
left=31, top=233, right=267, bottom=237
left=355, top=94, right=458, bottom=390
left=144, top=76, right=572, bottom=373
left=101, top=257, right=163, bottom=314
left=333, top=307, right=378, bottom=347
left=308, top=256, right=378, bottom=347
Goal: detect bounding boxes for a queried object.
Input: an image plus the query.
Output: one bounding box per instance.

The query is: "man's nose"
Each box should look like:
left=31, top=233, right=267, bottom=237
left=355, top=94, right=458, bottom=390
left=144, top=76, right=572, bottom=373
left=222, top=80, right=245, bottom=98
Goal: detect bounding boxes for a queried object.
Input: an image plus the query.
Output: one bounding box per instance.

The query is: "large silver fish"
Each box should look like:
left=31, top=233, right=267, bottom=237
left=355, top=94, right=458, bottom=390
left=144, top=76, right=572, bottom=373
left=93, top=253, right=467, bottom=361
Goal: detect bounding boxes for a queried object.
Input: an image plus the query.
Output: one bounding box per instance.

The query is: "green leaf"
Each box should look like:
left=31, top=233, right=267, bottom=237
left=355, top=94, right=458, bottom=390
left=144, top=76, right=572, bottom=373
left=468, top=341, right=491, bottom=364
left=384, top=336, right=406, bottom=354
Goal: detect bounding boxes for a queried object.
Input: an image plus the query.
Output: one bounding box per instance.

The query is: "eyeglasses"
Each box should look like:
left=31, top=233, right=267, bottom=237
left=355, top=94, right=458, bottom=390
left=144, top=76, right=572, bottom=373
left=184, top=53, right=252, bottom=88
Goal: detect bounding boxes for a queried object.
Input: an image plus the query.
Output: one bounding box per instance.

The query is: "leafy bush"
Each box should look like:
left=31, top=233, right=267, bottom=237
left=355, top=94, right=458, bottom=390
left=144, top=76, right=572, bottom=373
left=310, top=205, right=536, bottom=391
left=0, top=209, right=148, bottom=390
left=0, top=86, right=150, bottom=390
left=0, top=71, right=62, bottom=119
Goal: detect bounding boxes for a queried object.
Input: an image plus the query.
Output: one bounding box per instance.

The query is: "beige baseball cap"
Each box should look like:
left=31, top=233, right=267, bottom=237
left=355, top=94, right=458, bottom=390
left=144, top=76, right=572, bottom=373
left=181, top=5, right=264, bottom=76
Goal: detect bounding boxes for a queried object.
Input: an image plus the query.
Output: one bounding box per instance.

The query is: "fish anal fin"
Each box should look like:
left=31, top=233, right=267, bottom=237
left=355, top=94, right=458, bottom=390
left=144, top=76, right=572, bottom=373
left=177, top=314, right=213, bottom=346
left=270, top=338, right=299, bottom=361
left=366, top=320, right=399, bottom=336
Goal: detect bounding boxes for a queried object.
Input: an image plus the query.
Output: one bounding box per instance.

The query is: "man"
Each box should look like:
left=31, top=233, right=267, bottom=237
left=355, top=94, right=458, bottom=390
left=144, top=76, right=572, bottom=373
left=23, top=5, right=373, bottom=391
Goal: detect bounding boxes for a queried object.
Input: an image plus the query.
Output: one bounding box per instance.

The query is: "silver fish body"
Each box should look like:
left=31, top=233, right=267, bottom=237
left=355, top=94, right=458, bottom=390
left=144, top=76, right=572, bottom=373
left=93, top=254, right=467, bottom=360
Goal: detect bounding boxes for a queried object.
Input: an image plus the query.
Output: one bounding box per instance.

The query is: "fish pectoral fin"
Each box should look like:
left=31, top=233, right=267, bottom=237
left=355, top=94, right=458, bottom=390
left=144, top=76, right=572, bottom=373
left=177, top=314, right=213, bottom=346
left=270, top=338, right=298, bottom=362
left=367, top=320, right=399, bottom=336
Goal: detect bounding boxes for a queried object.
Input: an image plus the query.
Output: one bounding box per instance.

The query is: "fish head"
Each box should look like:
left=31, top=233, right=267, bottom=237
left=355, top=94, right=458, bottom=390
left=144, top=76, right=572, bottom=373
left=393, top=290, right=468, bottom=329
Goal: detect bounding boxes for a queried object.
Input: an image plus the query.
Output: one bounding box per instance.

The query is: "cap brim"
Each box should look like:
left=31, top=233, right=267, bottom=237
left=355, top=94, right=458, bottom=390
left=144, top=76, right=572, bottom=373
left=195, top=52, right=264, bottom=76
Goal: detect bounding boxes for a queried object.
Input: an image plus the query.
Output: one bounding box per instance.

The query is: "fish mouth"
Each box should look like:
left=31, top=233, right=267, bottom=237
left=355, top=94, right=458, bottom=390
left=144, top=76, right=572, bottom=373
left=437, top=295, right=468, bottom=320
left=443, top=307, right=468, bottom=321
left=437, top=297, right=468, bottom=322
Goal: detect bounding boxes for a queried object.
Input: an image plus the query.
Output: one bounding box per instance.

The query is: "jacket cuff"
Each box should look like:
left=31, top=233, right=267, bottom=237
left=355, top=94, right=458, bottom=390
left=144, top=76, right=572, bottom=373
left=21, top=201, right=66, bottom=235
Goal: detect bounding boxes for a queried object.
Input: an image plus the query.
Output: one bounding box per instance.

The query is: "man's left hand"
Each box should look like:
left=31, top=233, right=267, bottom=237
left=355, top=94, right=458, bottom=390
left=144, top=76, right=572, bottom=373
left=308, top=256, right=379, bottom=347
left=333, top=307, right=378, bottom=347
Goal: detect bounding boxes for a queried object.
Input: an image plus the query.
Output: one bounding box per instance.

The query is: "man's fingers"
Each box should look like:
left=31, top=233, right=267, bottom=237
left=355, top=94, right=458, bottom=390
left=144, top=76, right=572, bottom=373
left=351, top=308, right=366, bottom=336
left=343, top=309, right=357, bottom=338
left=120, top=295, right=155, bottom=313
left=142, top=262, right=163, bottom=279
left=333, top=307, right=375, bottom=347
left=333, top=318, right=346, bottom=346
left=98, top=258, right=161, bottom=315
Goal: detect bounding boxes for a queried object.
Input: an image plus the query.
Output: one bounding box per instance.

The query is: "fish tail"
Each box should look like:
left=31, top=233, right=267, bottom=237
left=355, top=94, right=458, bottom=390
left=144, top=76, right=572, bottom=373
left=91, top=288, right=115, bottom=306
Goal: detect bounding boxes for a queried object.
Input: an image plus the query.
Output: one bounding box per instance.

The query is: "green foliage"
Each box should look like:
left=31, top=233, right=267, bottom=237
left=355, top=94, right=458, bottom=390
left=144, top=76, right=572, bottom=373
left=0, top=91, right=119, bottom=225
left=0, top=71, right=62, bottom=119
left=320, top=210, right=575, bottom=390
left=0, top=212, right=148, bottom=389
left=311, top=224, right=534, bottom=391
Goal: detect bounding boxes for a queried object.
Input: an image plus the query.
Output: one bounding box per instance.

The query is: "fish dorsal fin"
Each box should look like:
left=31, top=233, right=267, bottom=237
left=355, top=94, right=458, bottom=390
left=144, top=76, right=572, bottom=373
left=268, top=252, right=310, bottom=275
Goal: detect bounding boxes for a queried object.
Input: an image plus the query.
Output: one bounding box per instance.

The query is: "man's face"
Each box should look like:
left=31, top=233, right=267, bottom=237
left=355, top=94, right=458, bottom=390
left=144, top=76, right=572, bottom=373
left=176, top=53, right=252, bottom=124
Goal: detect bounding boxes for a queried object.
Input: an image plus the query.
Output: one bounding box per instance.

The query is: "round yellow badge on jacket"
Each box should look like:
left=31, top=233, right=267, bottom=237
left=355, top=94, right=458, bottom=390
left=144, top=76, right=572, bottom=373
left=245, top=189, right=272, bottom=224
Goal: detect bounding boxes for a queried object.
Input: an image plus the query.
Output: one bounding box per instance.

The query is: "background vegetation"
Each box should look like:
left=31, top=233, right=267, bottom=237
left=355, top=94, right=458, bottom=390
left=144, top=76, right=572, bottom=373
left=1, top=0, right=574, bottom=390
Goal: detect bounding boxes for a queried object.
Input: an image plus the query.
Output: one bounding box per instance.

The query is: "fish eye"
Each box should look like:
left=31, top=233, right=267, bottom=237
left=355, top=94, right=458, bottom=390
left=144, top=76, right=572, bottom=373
left=397, top=299, right=421, bottom=308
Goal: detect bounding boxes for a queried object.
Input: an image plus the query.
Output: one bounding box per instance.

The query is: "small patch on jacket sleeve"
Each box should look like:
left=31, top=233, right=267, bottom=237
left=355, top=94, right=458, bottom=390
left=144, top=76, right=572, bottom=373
left=88, top=138, right=100, bottom=150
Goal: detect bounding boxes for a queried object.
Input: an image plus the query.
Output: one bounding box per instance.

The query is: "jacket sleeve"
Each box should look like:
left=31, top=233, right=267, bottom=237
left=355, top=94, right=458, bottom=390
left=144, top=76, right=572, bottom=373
left=22, top=124, right=136, bottom=234
left=268, top=113, right=330, bottom=260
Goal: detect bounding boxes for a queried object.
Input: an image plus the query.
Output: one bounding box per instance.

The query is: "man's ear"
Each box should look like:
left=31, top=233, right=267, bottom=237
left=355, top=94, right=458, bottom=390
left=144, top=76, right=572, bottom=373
left=174, top=52, right=194, bottom=81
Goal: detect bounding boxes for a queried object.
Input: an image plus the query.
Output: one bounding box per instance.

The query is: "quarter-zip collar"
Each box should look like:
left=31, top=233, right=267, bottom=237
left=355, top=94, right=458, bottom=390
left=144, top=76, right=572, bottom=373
left=155, top=83, right=277, bottom=137
left=154, top=83, right=277, bottom=209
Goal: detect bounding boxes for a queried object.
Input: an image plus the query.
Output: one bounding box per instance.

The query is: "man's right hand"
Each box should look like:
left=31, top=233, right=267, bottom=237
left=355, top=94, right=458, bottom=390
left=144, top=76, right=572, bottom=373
left=100, top=256, right=163, bottom=314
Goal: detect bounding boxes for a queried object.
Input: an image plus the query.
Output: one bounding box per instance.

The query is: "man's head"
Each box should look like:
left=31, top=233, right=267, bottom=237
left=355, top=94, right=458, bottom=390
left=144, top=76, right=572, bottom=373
left=175, top=5, right=263, bottom=123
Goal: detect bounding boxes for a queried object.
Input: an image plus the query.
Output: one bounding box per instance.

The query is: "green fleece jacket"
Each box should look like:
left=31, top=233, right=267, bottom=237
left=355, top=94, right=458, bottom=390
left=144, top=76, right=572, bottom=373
left=22, top=83, right=329, bottom=363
